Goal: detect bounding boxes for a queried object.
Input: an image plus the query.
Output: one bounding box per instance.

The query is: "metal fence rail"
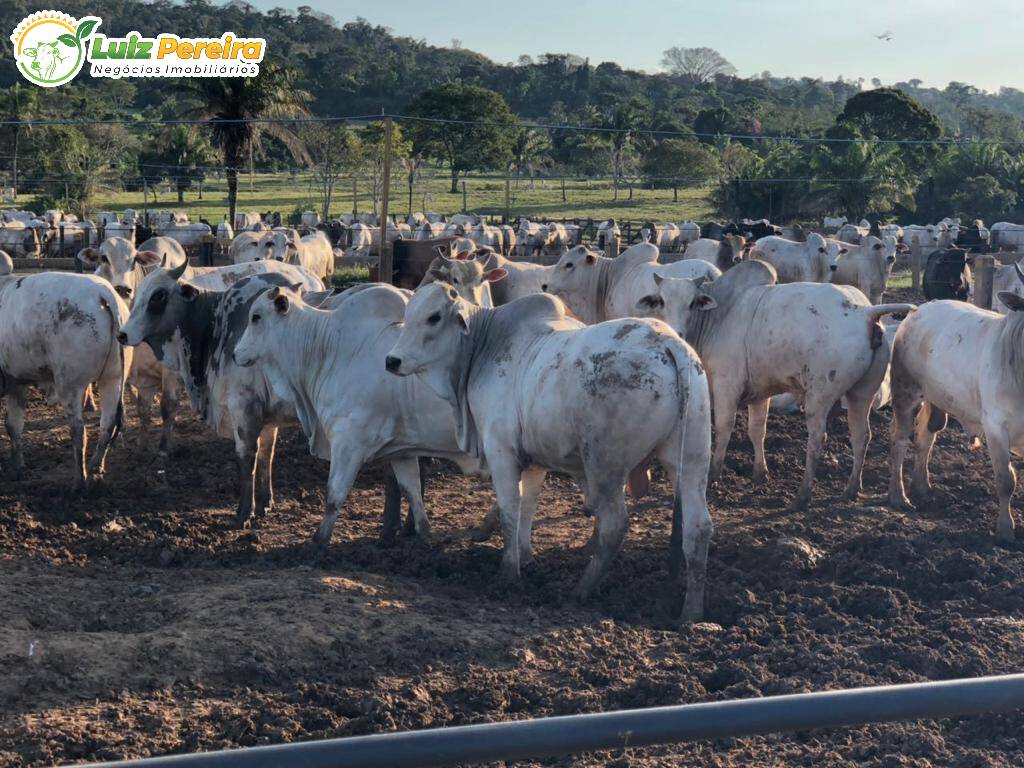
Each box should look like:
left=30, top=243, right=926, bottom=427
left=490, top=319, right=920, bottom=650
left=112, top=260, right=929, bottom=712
left=80, top=673, right=1024, bottom=768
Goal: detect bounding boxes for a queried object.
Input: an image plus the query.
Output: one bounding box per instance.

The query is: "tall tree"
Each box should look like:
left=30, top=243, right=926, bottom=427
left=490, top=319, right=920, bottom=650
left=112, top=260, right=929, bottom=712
left=302, top=122, right=361, bottom=221
left=406, top=83, right=517, bottom=193
left=180, top=63, right=310, bottom=225
left=661, top=47, right=737, bottom=84
left=510, top=127, right=551, bottom=189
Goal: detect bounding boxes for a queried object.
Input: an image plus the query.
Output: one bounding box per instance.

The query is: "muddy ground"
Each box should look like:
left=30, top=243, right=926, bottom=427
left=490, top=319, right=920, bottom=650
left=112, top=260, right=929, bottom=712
left=3, top=287, right=1024, bottom=767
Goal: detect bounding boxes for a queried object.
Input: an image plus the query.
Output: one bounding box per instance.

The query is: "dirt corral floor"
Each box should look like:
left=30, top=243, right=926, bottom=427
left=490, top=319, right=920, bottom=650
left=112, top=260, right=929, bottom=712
left=3, top=316, right=1024, bottom=765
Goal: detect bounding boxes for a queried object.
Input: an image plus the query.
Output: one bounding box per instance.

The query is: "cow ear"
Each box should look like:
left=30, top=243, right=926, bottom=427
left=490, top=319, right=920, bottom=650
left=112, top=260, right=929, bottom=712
left=483, top=268, right=507, bottom=283
left=274, top=292, right=291, bottom=314
left=635, top=294, right=664, bottom=310
left=134, top=250, right=161, bottom=267
left=695, top=294, right=718, bottom=310
left=179, top=283, right=199, bottom=302
left=289, top=282, right=304, bottom=293
left=998, top=292, right=1024, bottom=312
left=873, top=243, right=883, bottom=250
left=840, top=248, right=849, bottom=255
left=585, top=252, right=597, bottom=265
left=653, top=273, right=664, bottom=286
left=77, top=247, right=99, bottom=266
left=428, top=268, right=448, bottom=283
left=455, top=307, right=471, bottom=334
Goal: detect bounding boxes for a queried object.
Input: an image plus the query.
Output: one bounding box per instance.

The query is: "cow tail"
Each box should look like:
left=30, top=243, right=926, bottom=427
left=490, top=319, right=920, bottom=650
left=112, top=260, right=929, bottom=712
left=98, top=296, right=126, bottom=443
left=668, top=341, right=693, bottom=579
left=863, top=303, right=917, bottom=350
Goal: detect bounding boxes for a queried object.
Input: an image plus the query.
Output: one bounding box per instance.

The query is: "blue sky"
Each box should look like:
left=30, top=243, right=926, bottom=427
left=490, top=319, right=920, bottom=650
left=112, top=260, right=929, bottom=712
left=243, top=0, right=1023, bottom=92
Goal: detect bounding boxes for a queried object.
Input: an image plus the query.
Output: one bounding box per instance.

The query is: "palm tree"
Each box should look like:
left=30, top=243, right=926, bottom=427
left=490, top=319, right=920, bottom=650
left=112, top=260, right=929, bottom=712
left=0, top=84, right=38, bottom=199
left=180, top=63, right=310, bottom=225
left=163, top=125, right=215, bottom=203
left=510, top=127, right=551, bottom=190
left=812, top=141, right=913, bottom=219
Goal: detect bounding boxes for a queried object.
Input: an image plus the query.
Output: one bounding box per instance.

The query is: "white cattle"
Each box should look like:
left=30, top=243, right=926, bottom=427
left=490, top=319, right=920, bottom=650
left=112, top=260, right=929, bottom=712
left=301, top=211, right=319, bottom=228
left=420, top=249, right=552, bottom=307
left=97, top=211, right=119, bottom=227
left=836, top=223, right=869, bottom=243
left=682, top=236, right=748, bottom=272
left=678, top=221, right=701, bottom=244
left=217, top=220, right=234, bottom=240
left=449, top=213, right=481, bottom=227
left=118, top=260, right=324, bottom=525
left=542, top=242, right=721, bottom=325
left=234, top=212, right=263, bottom=231
left=823, top=216, right=848, bottom=232
left=991, top=262, right=1024, bottom=314
left=903, top=224, right=941, bottom=250
left=594, top=220, right=621, bottom=254
left=0, top=249, right=12, bottom=275
left=515, top=220, right=543, bottom=258
left=749, top=233, right=844, bottom=283
left=634, top=260, right=915, bottom=509
left=991, top=222, right=1024, bottom=249
left=78, top=236, right=184, bottom=454
left=879, top=224, right=903, bottom=241
left=233, top=284, right=482, bottom=544
left=0, top=272, right=129, bottom=488
left=2, top=210, right=36, bottom=224
left=468, top=222, right=504, bottom=252
left=385, top=285, right=713, bottom=622
left=415, top=221, right=447, bottom=241
left=830, top=235, right=902, bottom=304
left=157, top=222, right=212, bottom=249
left=641, top=223, right=681, bottom=251
left=228, top=231, right=262, bottom=264
left=253, top=228, right=334, bottom=281
left=346, top=223, right=374, bottom=257
left=888, top=281, right=1024, bottom=541
left=0, top=222, right=41, bottom=258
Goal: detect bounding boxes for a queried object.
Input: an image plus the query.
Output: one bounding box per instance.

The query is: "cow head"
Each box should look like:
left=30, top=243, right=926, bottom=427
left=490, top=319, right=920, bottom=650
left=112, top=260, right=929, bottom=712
left=118, top=259, right=194, bottom=354
left=78, top=236, right=162, bottom=301
left=23, top=41, right=65, bottom=80
left=259, top=228, right=301, bottom=263
left=541, top=245, right=601, bottom=321
left=234, top=284, right=305, bottom=367
left=385, top=282, right=471, bottom=381
left=634, top=273, right=717, bottom=337
left=807, top=233, right=844, bottom=275
left=427, top=252, right=507, bottom=306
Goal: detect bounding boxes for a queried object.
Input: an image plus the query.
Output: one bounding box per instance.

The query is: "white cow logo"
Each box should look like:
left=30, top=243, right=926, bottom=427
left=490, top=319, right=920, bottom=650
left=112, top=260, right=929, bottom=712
left=11, top=12, right=100, bottom=88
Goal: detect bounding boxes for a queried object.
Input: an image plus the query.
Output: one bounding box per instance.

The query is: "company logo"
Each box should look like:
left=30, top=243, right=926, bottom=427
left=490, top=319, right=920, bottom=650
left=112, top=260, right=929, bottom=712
left=11, top=11, right=99, bottom=87
left=11, top=10, right=266, bottom=86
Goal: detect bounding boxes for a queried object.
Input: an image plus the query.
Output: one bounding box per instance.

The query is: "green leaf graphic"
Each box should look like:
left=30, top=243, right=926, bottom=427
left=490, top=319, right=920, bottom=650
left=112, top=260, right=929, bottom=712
left=57, top=33, right=78, bottom=47
left=75, top=19, right=98, bottom=40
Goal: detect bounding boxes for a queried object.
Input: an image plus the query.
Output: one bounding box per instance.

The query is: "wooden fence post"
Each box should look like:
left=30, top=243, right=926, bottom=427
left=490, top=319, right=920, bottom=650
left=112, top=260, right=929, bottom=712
left=974, top=255, right=995, bottom=310
left=504, top=172, right=510, bottom=225
left=911, top=237, right=922, bottom=291
left=377, top=116, right=394, bottom=285
left=461, top=181, right=467, bottom=213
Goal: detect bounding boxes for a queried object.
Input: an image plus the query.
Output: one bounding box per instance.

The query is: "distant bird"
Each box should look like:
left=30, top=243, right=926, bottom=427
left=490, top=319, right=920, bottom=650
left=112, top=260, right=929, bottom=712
left=875, top=31, right=893, bottom=41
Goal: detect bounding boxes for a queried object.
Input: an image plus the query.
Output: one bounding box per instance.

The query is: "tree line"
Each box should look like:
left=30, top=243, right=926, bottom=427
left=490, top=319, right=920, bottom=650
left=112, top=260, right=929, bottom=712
left=1, top=0, right=1023, bottom=225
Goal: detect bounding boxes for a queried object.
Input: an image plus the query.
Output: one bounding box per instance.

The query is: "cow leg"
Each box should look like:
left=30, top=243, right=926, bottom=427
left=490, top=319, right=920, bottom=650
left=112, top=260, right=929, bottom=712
left=887, top=368, right=920, bottom=511
left=488, top=450, right=524, bottom=584
left=133, top=382, right=156, bottom=449
left=910, top=403, right=945, bottom=500
left=400, top=460, right=426, bottom=536
left=313, top=440, right=369, bottom=547
left=4, top=386, right=27, bottom=480
left=86, top=375, right=125, bottom=485
left=573, top=476, right=628, bottom=601
left=710, top=394, right=739, bottom=484
left=842, top=389, right=875, bottom=501
left=232, top=422, right=261, bottom=529
left=985, top=426, right=1016, bottom=542
left=390, top=457, right=430, bottom=538
left=253, top=424, right=278, bottom=518
left=157, top=374, right=179, bottom=458
left=518, top=466, right=547, bottom=566
left=747, top=398, right=770, bottom=482
left=791, top=399, right=831, bottom=511
left=379, top=469, right=403, bottom=546
left=62, top=391, right=87, bottom=492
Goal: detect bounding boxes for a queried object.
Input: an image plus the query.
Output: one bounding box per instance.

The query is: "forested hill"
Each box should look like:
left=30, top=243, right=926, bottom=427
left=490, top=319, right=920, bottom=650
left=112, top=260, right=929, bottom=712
left=2, top=0, right=1024, bottom=141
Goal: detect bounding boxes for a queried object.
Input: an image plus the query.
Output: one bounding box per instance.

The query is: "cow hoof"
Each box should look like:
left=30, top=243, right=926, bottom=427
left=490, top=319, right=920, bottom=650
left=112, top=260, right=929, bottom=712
left=304, top=539, right=328, bottom=564
left=467, top=524, right=496, bottom=542
left=679, top=605, right=705, bottom=625
left=842, top=486, right=862, bottom=501
left=888, top=494, right=914, bottom=512
left=751, top=467, right=769, bottom=484
left=233, top=511, right=254, bottom=530
left=378, top=530, right=398, bottom=548
left=787, top=495, right=811, bottom=513
left=909, top=483, right=932, bottom=502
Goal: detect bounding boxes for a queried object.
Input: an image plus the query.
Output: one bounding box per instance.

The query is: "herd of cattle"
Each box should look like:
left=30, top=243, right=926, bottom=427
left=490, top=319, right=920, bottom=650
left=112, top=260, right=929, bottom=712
left=5, top=206, right=1024, bottom=625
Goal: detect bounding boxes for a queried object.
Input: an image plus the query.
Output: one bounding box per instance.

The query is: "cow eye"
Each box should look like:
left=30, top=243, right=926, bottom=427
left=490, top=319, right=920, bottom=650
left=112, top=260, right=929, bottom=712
left=427, top=312, right=441, bottom=325
left=147, top=288, right=167, bottom=313
left=251, top=314, right=261, bottom=325
left=565, top=262, right=574, bottom=269
left=453, top=278, right=460, bottom=285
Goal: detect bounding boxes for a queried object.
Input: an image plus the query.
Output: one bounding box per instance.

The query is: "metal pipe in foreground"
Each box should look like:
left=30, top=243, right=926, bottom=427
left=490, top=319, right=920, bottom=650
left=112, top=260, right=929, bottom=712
left=82, top=674, right=1024, bottom=768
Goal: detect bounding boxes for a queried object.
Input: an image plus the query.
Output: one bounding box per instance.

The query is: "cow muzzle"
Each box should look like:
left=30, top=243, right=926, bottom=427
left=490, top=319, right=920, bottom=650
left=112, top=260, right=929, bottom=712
left=116, top=331, right=129, bottom=345
left=829, top=264, right=838, bottom=272
left=385, top=355, right=403, bottom=374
